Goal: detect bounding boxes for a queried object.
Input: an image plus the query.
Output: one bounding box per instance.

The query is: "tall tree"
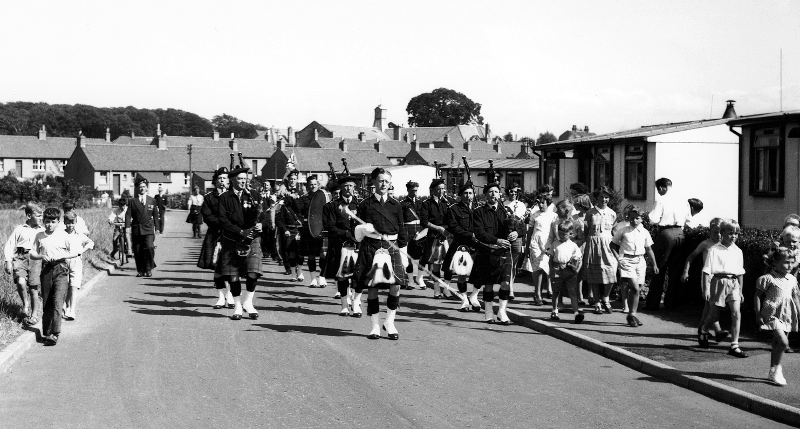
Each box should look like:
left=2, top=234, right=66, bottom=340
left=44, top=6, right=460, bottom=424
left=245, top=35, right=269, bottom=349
left=406, top=88, right=483, bottom=127
left=503, top=132, right=514, bottom=142
left=212, top=113, right=259, bottom=139
left=536, top=131, right=558, bottom=146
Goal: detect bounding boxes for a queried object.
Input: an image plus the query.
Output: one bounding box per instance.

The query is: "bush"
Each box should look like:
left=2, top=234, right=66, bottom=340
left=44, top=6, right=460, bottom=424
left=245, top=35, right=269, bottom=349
left=0, top=175, right=98, bottom=208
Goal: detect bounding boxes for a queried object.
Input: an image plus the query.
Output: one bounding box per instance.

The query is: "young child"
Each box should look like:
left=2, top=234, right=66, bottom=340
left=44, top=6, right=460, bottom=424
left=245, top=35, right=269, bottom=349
left=62, top=211, right=94, bottom=321
left=611, top=206, right=658, bottom=327
left=108, top=197, right=130, bottom=260
left=698, top=219, right=748, bottom=358
left=784, top=214, right=800, bottom=229
left=58, top=200, right=90, bottom=235
left=3, top=202, right=44, bottom=325
left=584, top=186, right=618, bottom=315
left=612, top=204, right=634, bottom=311
left=528, top=196, right=557, bottom=305
left=754, top=246, right=799, bottom=386
left=682, top=218, right=729, bottom=341
left=29, top=207, right=82, bottom=346
left=546, top=199, right=576, bottom=309
left=548, top=220, right=584, bottom=323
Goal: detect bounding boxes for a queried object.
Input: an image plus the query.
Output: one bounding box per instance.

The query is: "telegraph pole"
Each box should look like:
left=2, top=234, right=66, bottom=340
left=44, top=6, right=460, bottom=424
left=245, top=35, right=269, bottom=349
left=187, top=144, right=193, bottom=189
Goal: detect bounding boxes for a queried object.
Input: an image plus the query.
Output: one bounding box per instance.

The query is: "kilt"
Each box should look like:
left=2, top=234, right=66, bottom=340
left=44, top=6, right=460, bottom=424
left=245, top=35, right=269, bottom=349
left=323, top=238, right=357, bottom=279
left=196, top=230, right=220, bottom=270
left=471, top=246, right=512, bottom=286
left=281, top=228, right=301, bottom=256
left=215, top=236, right=263, bottom=278
left=299, top=223, right=324, bottom=257
left=404, top=223, right=424, bottom=260
left=186, top=208, right=203, bottom=225
left=443, top=241, right=475, bottom=281
left=421, top=234, right=446, bottom=265
left=354, top=238, right=407, bottom=289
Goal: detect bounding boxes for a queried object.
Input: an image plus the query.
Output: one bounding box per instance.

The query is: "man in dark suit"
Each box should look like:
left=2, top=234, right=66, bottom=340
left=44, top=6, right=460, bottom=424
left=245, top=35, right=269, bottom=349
left=154, top=184, right=167, bottom=234
left=127, top=178, right=160, bottom=277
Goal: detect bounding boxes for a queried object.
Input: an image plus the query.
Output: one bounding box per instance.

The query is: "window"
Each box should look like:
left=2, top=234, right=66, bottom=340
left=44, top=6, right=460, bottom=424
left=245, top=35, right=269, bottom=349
left=184, top=173, right=190, bottom=187
left=624, top=144, right=646, bottom=200
left=447, top=170, right=463, bottom=195
left=32, top=159, right=46, bottom=171
left=594, top=147, right=613, bottom=189
left=544, top=155, right=560, bottom=196
left=0, top=159, right=4, bottom=171
left=750, top=125, right=784, bottom=197
left=100, top=172, right=108, bottom=185
left=577, top=157, right=592, bottom=190
left=252, top=160, right=258, bottom=175
left=506, top=171, right=523, bottom=192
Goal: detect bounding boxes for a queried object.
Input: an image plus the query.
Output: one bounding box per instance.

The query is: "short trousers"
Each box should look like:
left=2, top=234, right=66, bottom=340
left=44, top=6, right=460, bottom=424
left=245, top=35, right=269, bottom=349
left=12, top=251, right=41, bottom=288
left=618, top=254, right=646, bottom=284
left=710, top=276, right=740, bottom=308
left=551, top=270, right=578, bottom=296
left=66, top=257, right=83, bottom=288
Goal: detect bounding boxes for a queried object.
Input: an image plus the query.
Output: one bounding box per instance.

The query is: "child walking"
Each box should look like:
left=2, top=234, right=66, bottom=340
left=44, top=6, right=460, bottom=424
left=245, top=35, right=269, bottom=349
left=611, top=206, right=658, bottom=327
left=29, top=207, right=82, bottom=346
left=63, top=211, right=94, bottom=321
left=754, top=246, right=799, bottom=386
left=548, top=220, right=584, bottom=323
left=527, top=196, right=557, bottom=306
left=681, top=218, right=729, bottom=342
left=584, top=186, right=618, bottom=314
left=698, top=219, right=748, bottom=358
left=3, top=202, right=44, bottom=325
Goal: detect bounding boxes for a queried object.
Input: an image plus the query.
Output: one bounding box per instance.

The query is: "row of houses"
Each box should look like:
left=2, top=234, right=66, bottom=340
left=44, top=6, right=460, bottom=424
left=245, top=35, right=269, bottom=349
left=3, top=102, right=800, bottom=228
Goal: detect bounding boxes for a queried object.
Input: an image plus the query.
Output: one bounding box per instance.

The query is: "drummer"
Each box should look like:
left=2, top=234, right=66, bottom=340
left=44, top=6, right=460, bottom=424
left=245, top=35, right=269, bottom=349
left=275, top=170, right=304, bottom=281
left=323, top=175, right=361, bottom=316
left=353, top=167, right=407, bottom=340
left=443, top=179, right=481, bottom=312
left=420, top=177, right=451, bottom=299
left=298, top=175, right=327, bottom=288
left=401, top=181, right=425, bottom=289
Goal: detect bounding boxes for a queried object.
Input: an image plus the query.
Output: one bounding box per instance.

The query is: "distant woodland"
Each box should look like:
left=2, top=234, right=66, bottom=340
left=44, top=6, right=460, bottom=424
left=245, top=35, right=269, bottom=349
left=0, top=102, right=264, bottom=140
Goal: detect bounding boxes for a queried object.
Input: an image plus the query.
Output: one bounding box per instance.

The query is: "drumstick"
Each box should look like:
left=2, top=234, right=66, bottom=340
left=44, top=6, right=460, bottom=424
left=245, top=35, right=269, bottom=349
left=344, top=207, right=466, bottom=299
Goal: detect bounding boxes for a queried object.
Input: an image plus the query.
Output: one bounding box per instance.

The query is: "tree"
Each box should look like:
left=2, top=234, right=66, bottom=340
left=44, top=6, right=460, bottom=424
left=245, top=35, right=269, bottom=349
left=212, top=113, right=258, bottom=139
left=503, top=132, right=514, bottom=142
left=406, top=88, right=483, bottom=127
left=535, top=131, right=558, bottom=146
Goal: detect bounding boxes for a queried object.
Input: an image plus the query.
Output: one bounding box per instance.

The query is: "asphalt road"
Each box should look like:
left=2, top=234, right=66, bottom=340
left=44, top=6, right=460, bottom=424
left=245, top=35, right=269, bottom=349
left=0, top=212, right=791, bottom=428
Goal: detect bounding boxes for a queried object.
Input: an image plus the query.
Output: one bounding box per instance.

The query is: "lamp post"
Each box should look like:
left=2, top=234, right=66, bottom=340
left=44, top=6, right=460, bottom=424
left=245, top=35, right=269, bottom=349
left=187, top=144, right=193, bottom=190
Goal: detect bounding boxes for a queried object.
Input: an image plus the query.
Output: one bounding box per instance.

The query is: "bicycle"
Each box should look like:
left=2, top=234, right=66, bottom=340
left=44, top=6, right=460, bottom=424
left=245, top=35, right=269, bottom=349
left=114, top=226, right=129, bottom=265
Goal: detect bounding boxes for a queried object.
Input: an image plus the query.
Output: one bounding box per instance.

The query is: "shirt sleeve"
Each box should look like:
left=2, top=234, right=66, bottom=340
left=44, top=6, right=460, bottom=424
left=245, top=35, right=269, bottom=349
left=755, top=275, right=769, bottom=293
left=702, top=246, right=716, bottom=275
left=648, top=197, right=664, bottom=224
left=3, top=226, right=19, bottom=262
left=611, top=227, right=623, bottom=245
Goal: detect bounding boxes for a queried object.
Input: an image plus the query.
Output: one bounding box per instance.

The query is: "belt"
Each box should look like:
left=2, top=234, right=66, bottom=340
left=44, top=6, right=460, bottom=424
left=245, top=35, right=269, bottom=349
left=712, top=274, right=737, bottom=279
left=404, top=220, right=420, bottom=225
left=364, top=233, right=398, bottom=241
left=622, top=253, right=643, bottom=257
left=15, top=247, right=30, bottom=254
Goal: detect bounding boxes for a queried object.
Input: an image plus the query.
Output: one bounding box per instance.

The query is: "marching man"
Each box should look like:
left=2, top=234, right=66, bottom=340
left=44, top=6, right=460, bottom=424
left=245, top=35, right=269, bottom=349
left=197, top=166, right=235, bottom=310
left=298, top=175, right=328, bottom=288
left=420, top=178, right=451, bottom=299
left=443, top=179, right=481, bottom=312
left=323, top=174, right=361, bottom=316
left=353, top=168, right=407, bottom=340
left=401, top=181, right=425, bottom=289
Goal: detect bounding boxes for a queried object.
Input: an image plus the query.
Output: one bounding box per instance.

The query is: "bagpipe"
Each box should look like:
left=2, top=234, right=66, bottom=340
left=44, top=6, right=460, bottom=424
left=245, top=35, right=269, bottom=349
left=220, top=152, right=266, bottom=257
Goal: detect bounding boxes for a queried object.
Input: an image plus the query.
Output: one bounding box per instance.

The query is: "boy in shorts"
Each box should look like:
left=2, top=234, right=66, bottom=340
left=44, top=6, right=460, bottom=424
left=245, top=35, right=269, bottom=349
left=698, top=219, right=748, bottom=357
left=30, top=207, right=82, bottom=346
left=611, top=206, right=658, bottom=327
left=548, top=220, right=583, bottom=323
left=63, top=211, right=94, bottom=320
left=3, top=202, right=44, bottom=325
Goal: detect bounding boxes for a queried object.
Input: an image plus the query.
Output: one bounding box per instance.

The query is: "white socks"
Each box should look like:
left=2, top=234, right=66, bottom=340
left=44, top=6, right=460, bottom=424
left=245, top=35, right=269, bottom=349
left=242, top=291, right=257, bottom=314
left=469, top=287, right=482, bottom=308
left=384, top=309, right=398, bottom=335
left=498, top=299, right=510, bottom=322
left=352, top=292, right=362, bottom=314
left=340, top=296, right=350, bottom=314
left=369, top=313, right=381, bottom=336
left=232, top=296, right=243, bottom=316
left=484, top=301, right=495, bottom=322
left=225, top=290, right=234, bottom=305
left=214, top=291, right=226, bottom=307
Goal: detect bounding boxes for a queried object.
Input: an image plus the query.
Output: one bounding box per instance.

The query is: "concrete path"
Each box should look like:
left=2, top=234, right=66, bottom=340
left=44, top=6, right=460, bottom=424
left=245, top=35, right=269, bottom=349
left=0, top=212, right=792, bottom=428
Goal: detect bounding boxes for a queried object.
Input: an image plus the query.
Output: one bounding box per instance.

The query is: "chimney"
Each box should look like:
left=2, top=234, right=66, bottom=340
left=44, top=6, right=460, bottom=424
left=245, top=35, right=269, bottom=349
left=213, top=129, right=219, bottom=141
left=77, top=131, right=86, bottom=148
left=38, top=125, right=46, bottom=141
left=485, top=123, right=492, bottom=143
left=403, top=132, right=409, bottom=143
left=584, top=126, right=589, bottom=133
left=131, top=130, right=135, bottom=139
left=277, top=136, right=285, bottom=152
left=340, top=139, right=348, bottom=153
left=520, top=144, right=529, bottom=154
left=288, top=126, right=296, bottom=146
left=393, top=126, right=401, bottom=140
left=358, top=132, right=366, bottom=142
left=314, top=128, right=319, bottom=141
left=156, top=134, right=167, bottom=150
left=372, top=105, right=387, bottom=132
left=230, top=136, right=238, bottom=152
left=105, top=128, right=111, bottom=143
left=494, top=143, right=502, bottom=154
left=722, top=100, right=738, bottom=119
left=443, top=134, right=450, bottom=144
left=268, top=128, right=276, bottom=144
left=156, top=123, right=162, bottom=137
left=463, top=141, right=472, bottom=152
left=412, top=139, right=419, bottom=152
left=374, top=141, right=383, bottom=153
left=572, top=125, right=577, bottom=132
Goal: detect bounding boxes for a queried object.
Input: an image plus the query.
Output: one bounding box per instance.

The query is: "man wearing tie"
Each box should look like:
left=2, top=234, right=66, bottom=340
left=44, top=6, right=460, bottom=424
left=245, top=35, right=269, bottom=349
left=154, top=184, right=167, bottom=234
left=127, top=178, right=160, bottom=277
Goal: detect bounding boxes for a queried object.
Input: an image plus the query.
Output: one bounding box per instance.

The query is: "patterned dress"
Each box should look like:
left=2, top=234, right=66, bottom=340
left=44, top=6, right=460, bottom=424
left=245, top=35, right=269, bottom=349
left=756, top=271, right=800, bottom=332
left=583, top=206, right=617, bottom=284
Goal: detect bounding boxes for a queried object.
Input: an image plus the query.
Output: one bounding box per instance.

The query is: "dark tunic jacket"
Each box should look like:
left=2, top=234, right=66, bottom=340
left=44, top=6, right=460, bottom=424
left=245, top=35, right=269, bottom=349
left=446, top=200, right=476, bottom=245
left=218, top=189, right=263, bottom=237
left=323, top=196, right=359, bottom=245
left=420, top=196, right=448, bottom=229
left=401, top=197, right=423, bottom=223
left=275, top=195, right=303, bottom=232
left=356, top=195, right=407, bottom=248
left=201, top=190, right=224, bottom=231
left=473, top=203, right=510, bottom=252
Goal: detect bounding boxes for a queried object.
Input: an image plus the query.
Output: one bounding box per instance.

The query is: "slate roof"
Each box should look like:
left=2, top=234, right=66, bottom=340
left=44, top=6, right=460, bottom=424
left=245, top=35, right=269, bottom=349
left=540, top=118, right=736, bottom=148
left=111, top=135, right=276, bottom=157
left=404, top=148, right=508, bottom=166
left=0, top=135, right=103, bottom=159
left=78, top=143, right=274, bottom=173
left=386, top=125, right=486, bottom=145
left=136, top=171, right=172, bottom=183
left=727, top=109, right=800, bottom=127
left=318, top=124, right=390, bottom=141
left=312, top=137, right=411, bottom=158
left=281, top=147, right=391, bottom=172
left=440, top=158, right=539, bottom=170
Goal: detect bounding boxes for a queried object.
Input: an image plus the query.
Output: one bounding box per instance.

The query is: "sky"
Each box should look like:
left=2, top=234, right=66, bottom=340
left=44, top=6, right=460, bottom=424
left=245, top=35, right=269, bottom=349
left=1, top=0, right=798, bottom=138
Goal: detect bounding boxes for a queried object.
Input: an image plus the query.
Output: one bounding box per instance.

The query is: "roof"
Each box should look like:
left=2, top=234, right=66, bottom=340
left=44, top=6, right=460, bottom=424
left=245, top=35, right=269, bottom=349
left=439, top=158, right=539, bottom=170
left=111, top=135, right=276, bottom=157
left=282, top=147, right=392, bottom=172
left=727, top=109, right=800, bottom=127
left=78, top=143, right=274, bottom=173
left=558, top=127, right=596, bottom=141
left=540, top=118, right=735, bottom=148
left=312, top=137, right=411, bottom=158
left=404, top=147, right=508, bottom=166
left=318, top=124, right=390, bottom=141
left=386, top=125, right=486, bottom=145
left=136, top=171, right=172, bottom=183
left=0, top=135, right=103, bottom=159
left=192, top=171, right=214, bottom=181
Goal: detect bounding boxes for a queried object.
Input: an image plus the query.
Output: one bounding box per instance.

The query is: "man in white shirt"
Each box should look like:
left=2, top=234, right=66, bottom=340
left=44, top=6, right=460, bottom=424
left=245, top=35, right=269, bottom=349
left=645, top=178, right=690, bottom=310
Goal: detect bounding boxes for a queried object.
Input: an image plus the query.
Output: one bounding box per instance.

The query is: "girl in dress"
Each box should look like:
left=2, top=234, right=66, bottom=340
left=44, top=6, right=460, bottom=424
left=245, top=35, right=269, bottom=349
left=754, top=245, right=800, bottom=386
left=527, top=196, right=557, bottom=306
left=583, top=186, right=618, bottom=314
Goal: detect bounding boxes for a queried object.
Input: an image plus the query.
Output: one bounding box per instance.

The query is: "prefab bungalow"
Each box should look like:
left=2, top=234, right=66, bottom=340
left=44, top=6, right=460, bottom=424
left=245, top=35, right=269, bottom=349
left=727, top=109, right=800, bottom=228
left=537, top=109, right=741, bottom=226
left=439, top=157, right=540, bottom=196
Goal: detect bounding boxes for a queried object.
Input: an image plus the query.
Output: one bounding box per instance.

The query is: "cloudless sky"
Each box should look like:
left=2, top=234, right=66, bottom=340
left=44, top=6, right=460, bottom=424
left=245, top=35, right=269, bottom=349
left=1, top=0, right=798, bottom=138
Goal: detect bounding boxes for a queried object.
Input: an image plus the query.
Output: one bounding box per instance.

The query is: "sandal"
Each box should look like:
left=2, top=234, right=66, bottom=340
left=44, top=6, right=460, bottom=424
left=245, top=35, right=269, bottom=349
left=23, top=316, right=39, bottom=326
left=728, top=345, right=749, bottom=358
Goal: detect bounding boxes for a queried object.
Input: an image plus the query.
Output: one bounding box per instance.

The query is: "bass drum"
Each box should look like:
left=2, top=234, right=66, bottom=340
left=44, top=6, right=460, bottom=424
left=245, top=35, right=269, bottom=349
left=308, top=189, right=331, bottom=238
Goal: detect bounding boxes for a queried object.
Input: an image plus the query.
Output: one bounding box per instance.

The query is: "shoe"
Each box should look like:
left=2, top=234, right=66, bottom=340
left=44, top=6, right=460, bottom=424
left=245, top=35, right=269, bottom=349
left=339, top=308, right=350, bottom=317
left=603, top=302, right=613, bottom=314
left=136, top=273, right=143, bottom=277
left=633, top=315, right=643, bottom=326
left=284, top=270, right=292, bottom=276
left=226, top=303, right=235, bottom=309
left=296, top=273, right=305, bottom=282
left=308, top=278, right=318, bottom=288
left=728, top=345, right=749, bottom=358
left=248, top=312, right=259, bottom=320
left=698, top=332, right=710, bottom=348
left=593, top=305, right=603, bottom=315
left=318, top=277, right=327, bottom=288
left=627, top=314, right=638, bottom=327
left=382, top=325, right=399, bottom=340
left=43, top=334, right=58, bottom=346
left=110, top=250, right=117, bottom=259
left=550, top=312, right=560, bottom=321
left=213, top=303, right=223, bottom=309
left=367, top=333, right=380, bottom=340
left=351, top=312, right=363, bottom=318
left=23, top=316, right=39, bottom=326
left=433, top=294, right=443, bottom=299
left=578, top=300, right=587, bottom=306
left=769, top=366, right=787, bottom=386
left=588, top=297, right=596, bottom=306
left=533, top=298, right=543, bottom=306
left=231, top=313, right=242, bottom=320
left=715, top=330, right=730, bottom=343
left=333, top=292, right=342, bottom=299
left=575, top=312, right=585, bottom=324
left=509, top=295, right=515, bottom=301
left=65, top=312, right=75, bottom=321
left=485, top=319, right=495, bottom=324
left=145, top=271, right=152, bottom=277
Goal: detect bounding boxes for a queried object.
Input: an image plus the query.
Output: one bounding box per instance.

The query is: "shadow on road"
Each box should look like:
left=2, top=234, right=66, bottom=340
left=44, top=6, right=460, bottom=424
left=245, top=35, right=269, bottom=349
left=247, top=323, right=360, bottom=337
